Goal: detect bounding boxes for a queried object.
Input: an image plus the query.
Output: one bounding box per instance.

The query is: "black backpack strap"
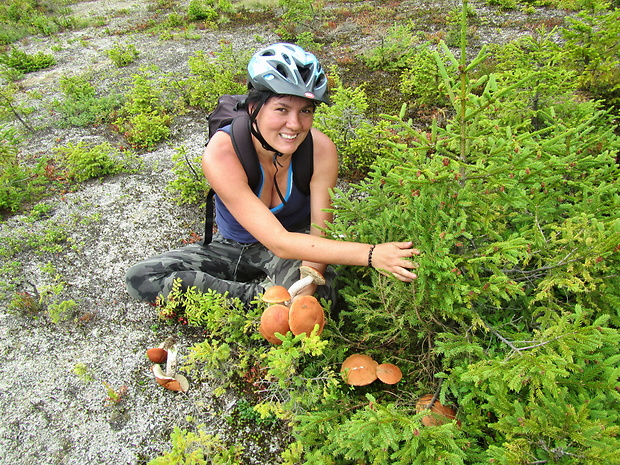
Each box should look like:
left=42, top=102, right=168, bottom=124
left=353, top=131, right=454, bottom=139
left=201, top=188, right=216, bottom=245
left=201, top=114, right=258, bottom=246
left=230, top=114, right=261, bottom=191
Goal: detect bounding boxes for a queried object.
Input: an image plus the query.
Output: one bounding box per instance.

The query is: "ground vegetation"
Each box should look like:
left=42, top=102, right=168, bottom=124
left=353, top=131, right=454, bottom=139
left=0, top=0, right=618, bottom=463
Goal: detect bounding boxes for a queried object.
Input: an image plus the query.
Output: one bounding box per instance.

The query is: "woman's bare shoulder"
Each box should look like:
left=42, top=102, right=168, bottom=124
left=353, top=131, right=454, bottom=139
left=202, top=131, right=248, bottom=187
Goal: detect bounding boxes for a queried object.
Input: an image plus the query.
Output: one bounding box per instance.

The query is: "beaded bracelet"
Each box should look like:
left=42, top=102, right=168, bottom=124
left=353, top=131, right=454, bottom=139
left=368, top=244, right=377, bottom=267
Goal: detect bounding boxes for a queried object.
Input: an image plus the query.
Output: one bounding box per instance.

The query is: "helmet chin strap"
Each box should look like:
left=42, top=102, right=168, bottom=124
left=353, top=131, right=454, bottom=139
left=249, top=105, right=288, bottom=206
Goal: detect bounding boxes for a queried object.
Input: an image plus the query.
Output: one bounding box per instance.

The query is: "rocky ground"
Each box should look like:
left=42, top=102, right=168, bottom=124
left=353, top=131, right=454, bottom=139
left=0, top=1, right=572, bottom=463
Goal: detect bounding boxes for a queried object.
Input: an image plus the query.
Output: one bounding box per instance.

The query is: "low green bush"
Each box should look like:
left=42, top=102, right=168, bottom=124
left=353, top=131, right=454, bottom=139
left=52, top=141, right=138, bottom=182
left=187, top=0, right=219, bottom=21
left=54, top=75, right=123, bottom=128
left=0, top=47, right=56, bottom=73
left=176, top=42, right=248, bottom=109
left=167, top=145, right=209, bottom=205
left=0, top=124, right=45, bottom=213
left=314, top=75, right=398, bottom=179
left=105, top=43, right=140, bottom=67
left=113, top=66, right=175, bottom=149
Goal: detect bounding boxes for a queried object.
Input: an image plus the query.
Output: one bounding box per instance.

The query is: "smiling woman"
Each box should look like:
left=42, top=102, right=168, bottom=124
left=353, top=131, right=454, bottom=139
left=125, top=43, right=419, bottom=310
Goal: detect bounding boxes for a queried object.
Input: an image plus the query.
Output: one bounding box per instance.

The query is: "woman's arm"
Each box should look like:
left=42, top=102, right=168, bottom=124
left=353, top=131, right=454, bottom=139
left=202, top=131, right=419, bottom=282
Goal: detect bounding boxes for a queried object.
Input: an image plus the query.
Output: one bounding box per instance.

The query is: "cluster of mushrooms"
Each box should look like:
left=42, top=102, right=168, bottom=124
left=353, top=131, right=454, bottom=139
left=258, top=266, right=327, bottom=344
left=340, top=353, right=403, bottom=385
left=146, top=337, right=189, bottom=393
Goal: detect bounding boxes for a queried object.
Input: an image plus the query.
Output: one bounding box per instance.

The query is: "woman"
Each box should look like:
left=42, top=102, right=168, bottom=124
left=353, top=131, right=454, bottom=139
left=125, top=43, right=419, bottom=307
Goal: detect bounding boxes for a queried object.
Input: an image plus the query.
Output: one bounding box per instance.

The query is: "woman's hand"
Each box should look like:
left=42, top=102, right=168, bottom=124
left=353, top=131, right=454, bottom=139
left=371, top=241, right=420, bottom=282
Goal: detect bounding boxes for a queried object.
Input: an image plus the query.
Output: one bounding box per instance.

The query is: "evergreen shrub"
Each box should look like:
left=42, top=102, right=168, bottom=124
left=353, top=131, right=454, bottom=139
left=53, top=141, right=138, bottom=182
left=55, top=75, right=123, bottom=128
left=314, top=75, right=399, bottom=179
left=0, top=47, right=55, bottom=73
left=316, top=32, right=620, bottom=465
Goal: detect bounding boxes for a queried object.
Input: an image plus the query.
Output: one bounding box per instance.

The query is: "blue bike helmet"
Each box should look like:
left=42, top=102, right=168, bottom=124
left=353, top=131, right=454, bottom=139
left=247, top=43, right=329, bottom=104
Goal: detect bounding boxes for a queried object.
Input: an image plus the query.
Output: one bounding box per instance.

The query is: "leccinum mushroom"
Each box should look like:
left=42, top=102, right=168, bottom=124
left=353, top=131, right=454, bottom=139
left=415, top=394, right=459, bottom=426
left=150, top=340, right=189, bottom=392
left=376, top=363, right=403, bottom=384
left=146, top=347, right=167, bottom=364
left=340, top=354, right=379, bottom=386
left=262, top=285, right=291, bottom=304
left=288, top=295, right=325, bottom=336
left=259, top=304, right=291, bottom=345
left=287, top=266, right=326, bottom=301
left=152, top=364, right=189, bottom=392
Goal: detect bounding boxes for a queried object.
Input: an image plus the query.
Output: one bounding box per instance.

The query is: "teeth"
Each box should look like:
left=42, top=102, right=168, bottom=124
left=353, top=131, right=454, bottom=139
left=280, top=133, right=297, bottom=140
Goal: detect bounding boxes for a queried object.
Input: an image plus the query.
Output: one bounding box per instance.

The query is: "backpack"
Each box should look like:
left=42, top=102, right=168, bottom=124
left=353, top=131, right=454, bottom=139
left=201, top=94, right=314, bottom=245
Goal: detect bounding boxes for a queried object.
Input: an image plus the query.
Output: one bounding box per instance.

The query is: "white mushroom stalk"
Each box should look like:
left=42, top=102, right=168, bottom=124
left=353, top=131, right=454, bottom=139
left=287, top=265, right=326, bottom=302
left=164, top=344, right=178, bottom=377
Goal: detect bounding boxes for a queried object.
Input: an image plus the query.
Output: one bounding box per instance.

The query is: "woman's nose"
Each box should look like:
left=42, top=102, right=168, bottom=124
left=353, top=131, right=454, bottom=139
left=286, top=113, right=302, bottom=129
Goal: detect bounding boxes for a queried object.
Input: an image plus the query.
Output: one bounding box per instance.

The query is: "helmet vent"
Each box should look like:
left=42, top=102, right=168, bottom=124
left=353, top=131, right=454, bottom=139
left=274, top=63, right=289, bottom=79
left=298, top=64, right=313, bottom=84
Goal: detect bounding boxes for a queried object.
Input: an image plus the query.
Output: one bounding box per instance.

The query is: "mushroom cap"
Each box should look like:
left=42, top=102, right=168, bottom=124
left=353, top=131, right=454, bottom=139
left=376, top=363, right=403, bottom=384
left=300, top=265, right=326, bottom=285
left=262, top=285, right=291, bottom=303
left=152, top=365, right=189, bottom=392
left=288, top=295, right=325, bottom=336
left=146, top=347, right=168, bottom=364
left=415, top=394, right=458, bottom=426
left=260, top=304, right=291, bottom=345
left=340, top=354, right=379, bottom=386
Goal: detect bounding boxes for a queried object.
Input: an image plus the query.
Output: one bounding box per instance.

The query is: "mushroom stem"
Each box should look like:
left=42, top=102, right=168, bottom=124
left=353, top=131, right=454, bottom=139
left=288, top=266, right=326, bottom=302
left=164, top=345, right=178, bottom=377
left=287, top=275, right=314, bottom=301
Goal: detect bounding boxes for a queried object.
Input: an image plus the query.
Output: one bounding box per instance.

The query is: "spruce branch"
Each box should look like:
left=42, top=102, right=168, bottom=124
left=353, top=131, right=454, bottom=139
left=482, top=318, right=577, bottom=356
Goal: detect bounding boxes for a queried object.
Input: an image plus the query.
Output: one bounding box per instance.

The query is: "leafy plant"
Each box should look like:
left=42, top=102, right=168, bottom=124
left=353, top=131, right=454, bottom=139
left=167, top=145, right=209, bottom=205
left=275, top=0, right=317, bottom=42
left=0, top=47, right=56, bottom=73
left=113, top=65, right=174, bottom=149
left=106, top=43, right=140, bottom=67
left=187, top=0, right=219, bottom=21
left=54, top=74, right=123, bottom=127
left=72, top=363, right=95, bottom=383
left=52, top=141, right=138, bottom=182
left=362, top=22, right=426, bottom=71
left=149, top=425, right=243, bottom=465
left=0, top=0, right=86, bottom=44
left=158, top=279, right=249, bottom=340
left=0, top=124, right=46, bottom=213
left=314, top=74, right=399, bottom=179
left=561, top=6, right=620, bottom=107
left=176, top=41, right=248, bottom=109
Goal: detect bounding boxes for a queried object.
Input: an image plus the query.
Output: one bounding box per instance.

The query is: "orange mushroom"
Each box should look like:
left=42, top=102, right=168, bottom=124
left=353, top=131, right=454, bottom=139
left=288, top=295, right=325, bottom=336
left=415, top=394, right=459, bottom=426
left=259, top=304, right=291, bottom=345
left=146, top=347, right=168, bottom=364
left=262, top=285, right=291, bottom=304
left=340, top=354, right=379, bottom=386
left=376, top=363, right=402, bottom=384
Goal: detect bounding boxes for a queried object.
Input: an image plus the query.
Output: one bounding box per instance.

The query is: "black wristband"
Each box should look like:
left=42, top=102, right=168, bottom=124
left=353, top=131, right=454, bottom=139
left=368, top=244, right=376, bottom=267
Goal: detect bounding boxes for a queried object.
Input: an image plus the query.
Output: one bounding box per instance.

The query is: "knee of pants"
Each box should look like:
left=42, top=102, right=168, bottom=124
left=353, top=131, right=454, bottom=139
left=124, top=263, right=156, bottom=302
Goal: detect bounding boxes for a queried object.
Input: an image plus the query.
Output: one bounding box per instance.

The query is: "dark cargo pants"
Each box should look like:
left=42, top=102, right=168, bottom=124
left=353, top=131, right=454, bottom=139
left=125, top=231, right=337, bottom=307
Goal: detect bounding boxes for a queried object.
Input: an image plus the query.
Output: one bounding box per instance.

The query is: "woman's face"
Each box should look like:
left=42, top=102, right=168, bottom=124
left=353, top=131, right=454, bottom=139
left=253, top=95, right=315, bottom=156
